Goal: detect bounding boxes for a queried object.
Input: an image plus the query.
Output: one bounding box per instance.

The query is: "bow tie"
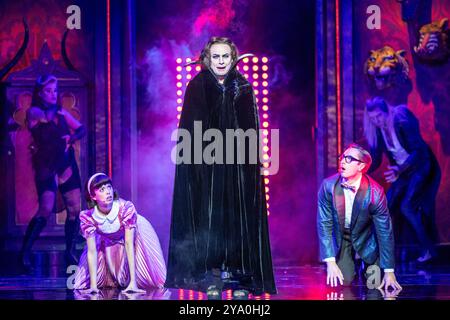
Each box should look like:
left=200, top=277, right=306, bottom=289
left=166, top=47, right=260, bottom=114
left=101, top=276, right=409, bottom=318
left=341, top=182, right=356, bottom=193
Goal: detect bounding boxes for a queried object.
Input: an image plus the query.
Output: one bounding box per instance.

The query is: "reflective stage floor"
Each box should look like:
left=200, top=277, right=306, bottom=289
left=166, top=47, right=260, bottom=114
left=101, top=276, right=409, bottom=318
left=0, top=263, right=449, bottom=300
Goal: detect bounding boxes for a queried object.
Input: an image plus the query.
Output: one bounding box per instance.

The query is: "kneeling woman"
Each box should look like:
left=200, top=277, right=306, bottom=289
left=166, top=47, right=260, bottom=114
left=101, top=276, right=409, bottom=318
left=74, top=173, right=166, bottom=293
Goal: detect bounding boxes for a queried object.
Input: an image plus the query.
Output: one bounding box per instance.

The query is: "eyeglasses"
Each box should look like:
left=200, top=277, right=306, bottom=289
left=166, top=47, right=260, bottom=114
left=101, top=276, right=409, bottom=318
left=339, top=154, right=364, bottom=164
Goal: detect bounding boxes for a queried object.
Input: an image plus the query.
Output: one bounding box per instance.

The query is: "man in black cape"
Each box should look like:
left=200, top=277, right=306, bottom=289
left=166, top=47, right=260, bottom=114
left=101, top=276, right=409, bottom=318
left=165, top=37, right=276, bottom=296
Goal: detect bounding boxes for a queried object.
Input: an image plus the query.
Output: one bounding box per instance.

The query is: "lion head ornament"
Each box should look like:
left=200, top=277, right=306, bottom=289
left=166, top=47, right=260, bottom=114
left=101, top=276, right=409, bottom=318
left=364, top=46, right=410, bottom=91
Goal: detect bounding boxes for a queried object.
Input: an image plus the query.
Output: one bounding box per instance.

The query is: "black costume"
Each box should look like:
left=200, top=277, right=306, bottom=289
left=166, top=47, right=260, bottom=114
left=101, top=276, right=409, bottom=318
left=19, top=103, right=84, bottom=269
left=369, top=106, right=440, bottom=259
left=29, top=105, right=81, bottom=196
left=165, top=67, right=276, bottom=295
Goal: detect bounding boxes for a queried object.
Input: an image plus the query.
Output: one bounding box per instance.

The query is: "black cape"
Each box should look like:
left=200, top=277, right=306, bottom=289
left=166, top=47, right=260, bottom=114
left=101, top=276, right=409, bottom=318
left=165, top=68, right=276, bottom=294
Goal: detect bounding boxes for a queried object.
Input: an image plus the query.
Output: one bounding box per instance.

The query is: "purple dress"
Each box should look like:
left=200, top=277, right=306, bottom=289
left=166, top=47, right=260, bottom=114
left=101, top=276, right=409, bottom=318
left=73, top=199, right=166, bottom=289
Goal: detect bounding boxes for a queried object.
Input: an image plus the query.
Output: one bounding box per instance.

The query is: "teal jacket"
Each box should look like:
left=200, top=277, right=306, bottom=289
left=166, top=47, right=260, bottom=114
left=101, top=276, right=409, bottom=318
left=317, top=173, right=395, bottom=269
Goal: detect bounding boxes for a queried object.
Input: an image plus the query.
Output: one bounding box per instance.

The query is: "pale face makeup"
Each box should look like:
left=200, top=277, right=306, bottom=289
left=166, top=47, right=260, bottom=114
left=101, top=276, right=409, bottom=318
left=39, top=81, right=58, bottom=105
left=91, top=183, right=114, bottom=213
left=367, top=109, right=388, bottom=128
left=209, top=43, right=233, bottom=81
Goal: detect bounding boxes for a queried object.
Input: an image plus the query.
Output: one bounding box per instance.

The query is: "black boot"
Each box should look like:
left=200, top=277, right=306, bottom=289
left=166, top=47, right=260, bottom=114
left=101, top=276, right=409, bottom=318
left=19, top=216, right=47, bottom=271
left=64, top=218, right=80, bottom=266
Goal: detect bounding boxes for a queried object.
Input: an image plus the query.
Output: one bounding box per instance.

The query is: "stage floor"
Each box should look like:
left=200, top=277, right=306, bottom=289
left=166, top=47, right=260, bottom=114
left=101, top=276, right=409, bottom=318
left=0, top=264, right=449, bottom=300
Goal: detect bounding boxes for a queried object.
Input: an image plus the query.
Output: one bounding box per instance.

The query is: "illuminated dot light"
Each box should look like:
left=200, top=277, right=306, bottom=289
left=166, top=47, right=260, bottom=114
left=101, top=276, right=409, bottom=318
left=175, top=56, right=272, bottom=216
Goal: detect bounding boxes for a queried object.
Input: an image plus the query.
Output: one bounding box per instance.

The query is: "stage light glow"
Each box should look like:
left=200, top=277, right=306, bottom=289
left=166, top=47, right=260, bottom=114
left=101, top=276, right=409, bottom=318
left=185, top=58, right=191, bottom=63
left=264, top=177, right=269, bottom=184
left=243, top=65, right=249, bottom=71
left=186, top=74, right=192, bottom=80
left=177, top=106, right=182, bottom=112
left=176, top=90, right=183, bottom=96
left=243, top=57, right=249, bottom=63
left=176, top=74, right=182, bottom=80
left=262, top=65, right=268, bottom=71
left=263, top=97, right=268, bottom=103
left=253, top=81, right=259, bottom=87
left=263, top=146, right=269, bottom=152
left=196, top=66, right=201, bottom=71
left=176, top=82, right=182, bottom=88
left=263, top=138, right=269, bottom=144
left=263, top=154, right=269, bottom=161
left=263, top=81, right=268, bottom=87
left=253, top=65, right=259, bottom=71
left=176, top=66, right=182, bottom=72
left=244, top=74, right=249, bottom=79
left=176, top=58, right=182, bottom=64
left=254, top=89, right=259, bottom=95
left=263, top=105, right=269, bottom=111
left=253, top=74, right=259, bottom=79
left=252, top=57, right=259, bottom=63
left=262, top=57, right=268, bottom=63
left=186, top=66, right=192, bottom=72
left=263, top=121, right=269, bottom=128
